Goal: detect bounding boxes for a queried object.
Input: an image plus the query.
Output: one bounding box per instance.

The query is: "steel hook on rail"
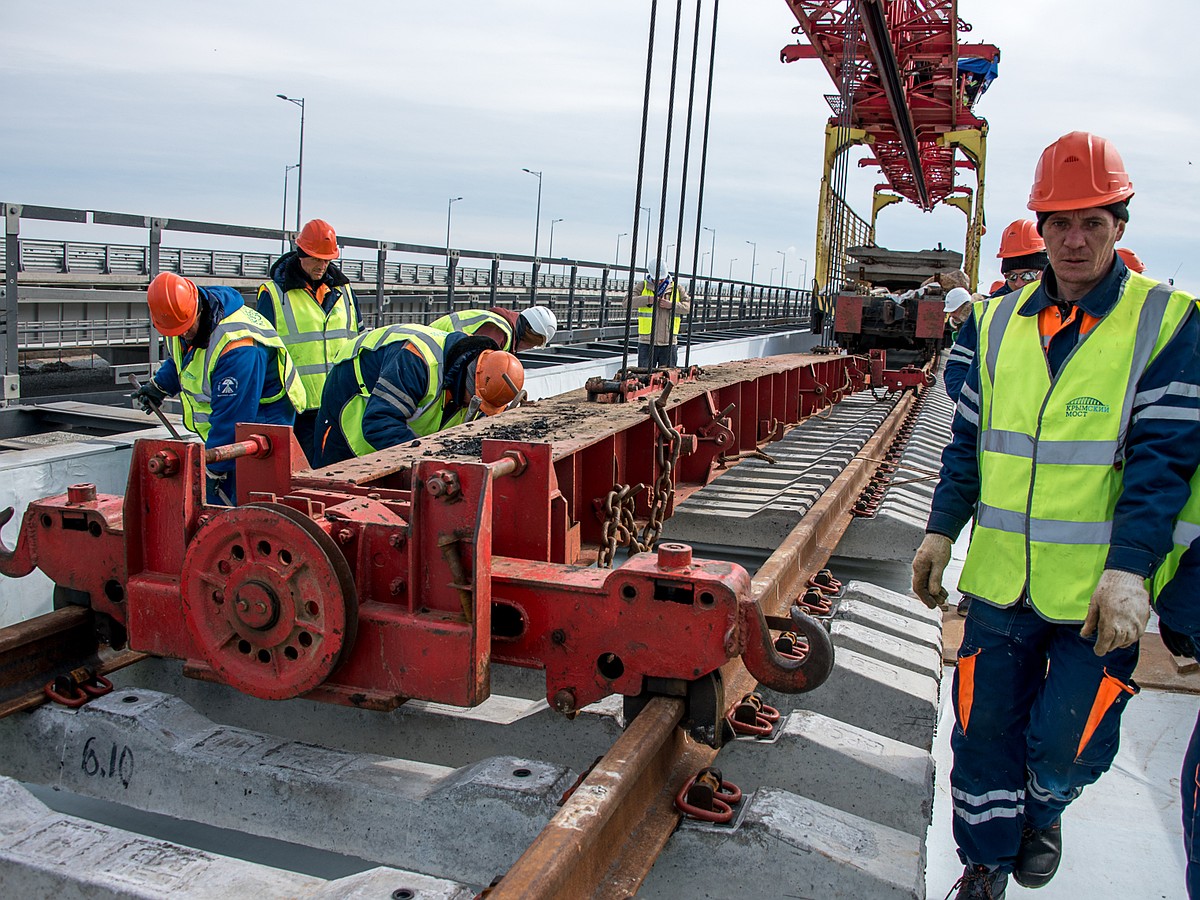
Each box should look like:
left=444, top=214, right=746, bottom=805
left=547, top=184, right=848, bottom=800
left=0, top=507, right=36, bottom=578
left=738, top=599, right=835, bottom=694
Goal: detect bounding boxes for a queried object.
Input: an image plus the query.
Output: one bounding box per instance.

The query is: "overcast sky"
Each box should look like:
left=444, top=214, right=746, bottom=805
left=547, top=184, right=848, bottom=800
left=3, top=1, right=1198, bottom=290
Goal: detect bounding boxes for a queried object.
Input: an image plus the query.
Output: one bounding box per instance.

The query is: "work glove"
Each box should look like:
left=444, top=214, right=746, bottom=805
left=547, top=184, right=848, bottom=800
left=911, top=532, right=953, bottom=609
left=1080, top=569, right=1151, bottom=656
left=1158, top=619, right=1198, bottom=660
left=130, top=379, right=168, bottom=414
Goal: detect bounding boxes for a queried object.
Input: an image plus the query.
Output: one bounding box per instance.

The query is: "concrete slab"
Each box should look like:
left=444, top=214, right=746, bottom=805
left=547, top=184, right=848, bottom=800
left=0, top=689, right=574, bottom=887
left=0, top=778, right=473, bottom=899
left=761, top=647, right=940, bottom=750
left=641, top=787, right=924, bottom=899
left=835, top=599, right=943, bottom=652
left=831, top=619, right=942, bottom=681
left=718, top=708, right=934, bottom=836
left=842, top=579, right=944, bottom=627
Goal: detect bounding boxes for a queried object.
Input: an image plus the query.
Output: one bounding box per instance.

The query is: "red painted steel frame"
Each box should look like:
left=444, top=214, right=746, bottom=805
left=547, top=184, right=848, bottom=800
left=0, top=354, right=866, bottom=715
left=781, top=0, right=998, bottom=209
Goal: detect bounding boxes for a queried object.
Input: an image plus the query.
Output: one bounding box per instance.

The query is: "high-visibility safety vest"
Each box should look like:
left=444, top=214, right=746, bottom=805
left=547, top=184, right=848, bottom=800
left=332, top=323, right=465, bottom=458
left=429, top=309, right=515, bottom=351
left=168, top=307, right=306, bottom=441
left=637, top=280, right=682, bottom=337
left=959, top=275, right=1194, bottom=621
left=259, top=280, right=359, bottom=411
left=1152, top=298, right=1200, bottom=599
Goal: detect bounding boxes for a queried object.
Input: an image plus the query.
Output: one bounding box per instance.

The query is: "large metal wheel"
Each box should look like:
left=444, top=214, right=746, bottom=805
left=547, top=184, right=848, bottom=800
left=181, top=503, right=358, bottom=700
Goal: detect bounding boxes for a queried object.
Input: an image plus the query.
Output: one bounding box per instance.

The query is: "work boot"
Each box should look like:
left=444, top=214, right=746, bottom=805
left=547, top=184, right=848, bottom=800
left=946, top=864, right=1007, bottom=899
left=1013, top=819, right=1062, bottom=888
left=957, top=596, right=972, bottom=617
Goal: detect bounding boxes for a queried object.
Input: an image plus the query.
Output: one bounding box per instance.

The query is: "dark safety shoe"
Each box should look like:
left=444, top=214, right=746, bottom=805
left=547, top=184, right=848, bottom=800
left=957, top=596, right=972, bottom=617
left=946, top=864, right=1007, bottom=900
left=1013, top=819, right=1062, bottom=888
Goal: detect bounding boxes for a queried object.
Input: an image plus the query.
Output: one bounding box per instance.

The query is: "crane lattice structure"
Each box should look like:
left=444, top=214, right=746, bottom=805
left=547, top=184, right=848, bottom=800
left=781, top=0, right=999, bottom=310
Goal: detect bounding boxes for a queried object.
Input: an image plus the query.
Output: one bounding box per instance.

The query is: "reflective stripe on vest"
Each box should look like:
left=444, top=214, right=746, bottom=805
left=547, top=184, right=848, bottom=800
left=335, top=324, right=453, bottom=457
left=260, top=280, right=359, bottom=411
left=637, top=281, right=682, bottom=336
left=429, top=309, right=515, bottom=351
left=960, top=275, right=1193, bottom=620
left=169, top=307, right=306, bottom=441
left=1152, top=297, right=1200, bottom=599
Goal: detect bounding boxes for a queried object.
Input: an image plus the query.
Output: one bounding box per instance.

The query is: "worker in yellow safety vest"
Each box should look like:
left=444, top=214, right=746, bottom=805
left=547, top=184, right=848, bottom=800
left=257, top=218, right=362, bottom=463
left=132, top=273, right=306, bottom=506
left=429, top=305, right=557, bottom=353
left=911, top=131, right=1200, bottom=899
left=312, top=324, right=523, bottom=467
left=637, top=259, right=691, bottom=369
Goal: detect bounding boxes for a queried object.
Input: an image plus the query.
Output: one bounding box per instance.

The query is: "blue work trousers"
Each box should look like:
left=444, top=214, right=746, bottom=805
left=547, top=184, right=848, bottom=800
left=1183, top=706, right=1200, bottom=898
left=950, top=598, right=1140, bottom=872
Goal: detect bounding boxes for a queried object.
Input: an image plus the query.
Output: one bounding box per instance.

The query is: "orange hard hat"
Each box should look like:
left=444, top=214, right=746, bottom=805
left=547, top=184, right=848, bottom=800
left=474, top=349, right=525, bottom=415
left=296, top=219, right=339, bottom=260
left=147, top=272, right=200, bottom=337
left=996, top=219, right=1045, bottom=258
left=1116, top=247, right=1146, bottom=274
left=1027, top=131, right=1134, bottom=212
left=989, top=280, right=1006, bottom=294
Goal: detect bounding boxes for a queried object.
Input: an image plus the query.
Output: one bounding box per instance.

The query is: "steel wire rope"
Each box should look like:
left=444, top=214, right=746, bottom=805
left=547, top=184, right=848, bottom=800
left=646, top=0, right=687, bottom=364
left=684, top=0, right=720, bottom=366
left=619, top=0, right=661, bottom=375
left=666, top=0, right=707, bottom=367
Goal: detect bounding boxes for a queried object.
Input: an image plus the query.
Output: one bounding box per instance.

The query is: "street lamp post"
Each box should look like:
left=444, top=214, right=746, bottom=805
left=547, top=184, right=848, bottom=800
left=703, top=226, right=716, bottom=279
left=446, top=196, right=463, bottom=266
left=281, top=163, right=299, bottom=253
left=798, top=257, right=809, bottom=292
left=615, top=232, right=628, bottom=266
left=701, top=250, right=710, bottom=274
left=548, top=218, right=564, bottom=273
left=776, top=249, right=788, bottom=286
left=521, top=168, right=543, bottom=259
left=745, top=240, right=757, bottom=284
left=728, top=258, right=737, bottom=280
left=276, top=94, right=305, bottom=230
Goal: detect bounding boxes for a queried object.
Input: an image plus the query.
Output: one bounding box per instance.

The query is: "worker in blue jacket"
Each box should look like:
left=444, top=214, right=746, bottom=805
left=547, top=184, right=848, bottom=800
left=132, top=273, right=305, bottom=505
left=1155, top=537, right=1200, bottom=899
left=313, top=324, right=523, bottom=467
left=912, top=132, right=1200, bottom=899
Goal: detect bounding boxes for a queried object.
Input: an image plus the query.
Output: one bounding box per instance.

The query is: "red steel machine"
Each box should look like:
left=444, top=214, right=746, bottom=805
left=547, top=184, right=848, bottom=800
left=0, top=355, right=867, bottom=746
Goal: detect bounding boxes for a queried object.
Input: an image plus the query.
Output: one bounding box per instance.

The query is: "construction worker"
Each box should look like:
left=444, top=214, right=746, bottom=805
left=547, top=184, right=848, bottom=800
left=132, top=273, right=306, bottom=506
left=1117, top=246, right=1147, bottom=273
left=637, top=259, right=691, bottom=368
left=942, top=286, right=973, bottom=347
left=257, top=219, right=362, bottom=464
left=312, top=324, right=524, bottom=467
left=945, top=220, right=1050, bottom=405
left=429, top=306, right=557, bottom=353
left=912, top=132, right=1200, bottom=899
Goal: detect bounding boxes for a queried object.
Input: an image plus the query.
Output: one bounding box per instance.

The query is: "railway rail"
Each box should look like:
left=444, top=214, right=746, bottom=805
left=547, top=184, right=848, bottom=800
left=0, top=351, right=941, bottom=898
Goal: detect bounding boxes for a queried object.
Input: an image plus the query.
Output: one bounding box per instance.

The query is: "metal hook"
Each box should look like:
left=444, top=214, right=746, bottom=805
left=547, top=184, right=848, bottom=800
left=0, top=506, right=36, bottom=578
left=738, top=599, right=835, bottom=695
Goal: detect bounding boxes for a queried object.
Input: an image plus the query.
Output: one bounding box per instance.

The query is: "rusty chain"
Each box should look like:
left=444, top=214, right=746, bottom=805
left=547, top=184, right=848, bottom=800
left=598, top=483, right=645, bottom=568
left=640, top=386, right=682, bottom=551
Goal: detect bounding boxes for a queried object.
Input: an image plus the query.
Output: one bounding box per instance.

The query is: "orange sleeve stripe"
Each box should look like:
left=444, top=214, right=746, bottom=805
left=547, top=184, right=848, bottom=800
left=1076, top=669, right=1136, bottom=758
left=956, top=649, right=980, bottom=733
left=219, top=337, right=255, bottom=356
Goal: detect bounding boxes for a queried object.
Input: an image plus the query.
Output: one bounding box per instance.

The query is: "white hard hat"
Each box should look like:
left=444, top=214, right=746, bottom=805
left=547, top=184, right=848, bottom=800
left=943, top=287, right=972, bottom=312
left=519, top=305, right=558, bottom=345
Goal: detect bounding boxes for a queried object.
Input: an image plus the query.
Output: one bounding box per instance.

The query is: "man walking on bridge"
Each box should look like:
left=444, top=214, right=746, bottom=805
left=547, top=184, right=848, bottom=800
left=257, top=219, right=363, bottom=464
left=912, top=131, right=1200, bottom=898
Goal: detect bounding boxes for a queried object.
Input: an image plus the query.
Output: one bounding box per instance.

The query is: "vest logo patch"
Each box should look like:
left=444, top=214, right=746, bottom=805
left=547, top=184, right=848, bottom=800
left=1065, top=396, right=1109, bottom=418
left=217, top=377, right=239, bottom=396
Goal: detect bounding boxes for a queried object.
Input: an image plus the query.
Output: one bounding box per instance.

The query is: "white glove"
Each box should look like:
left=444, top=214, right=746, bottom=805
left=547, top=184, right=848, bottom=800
left=911, top=533, right=953, bottom=609
left=1080, top=569, right=1151, bottom=656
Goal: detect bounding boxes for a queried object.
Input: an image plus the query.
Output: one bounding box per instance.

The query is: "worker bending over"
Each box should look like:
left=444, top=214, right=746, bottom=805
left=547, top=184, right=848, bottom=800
left=257, top=219, right=362, bottom=464
left=912, top=131, right=1200, bottom=899
left=637, top=259, right=690, bottom=368
left=134, top=273, right=305, bottom=506
left=430, top=306, right=557, bottom=354
left=313, top=323, right=524, bottom=467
